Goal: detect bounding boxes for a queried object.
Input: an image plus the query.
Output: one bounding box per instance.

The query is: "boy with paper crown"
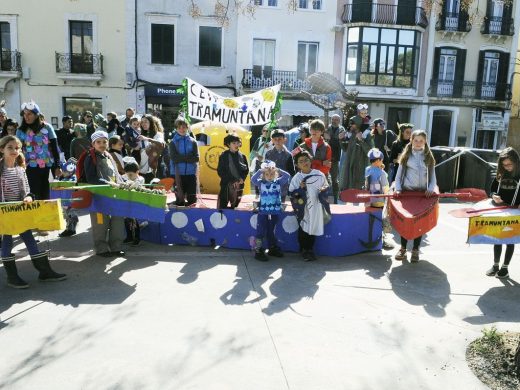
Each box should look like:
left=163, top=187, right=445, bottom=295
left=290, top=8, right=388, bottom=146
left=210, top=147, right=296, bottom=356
left=365, top=148, right=389, bottom=208
left=58, top=158, right=79, bottom=237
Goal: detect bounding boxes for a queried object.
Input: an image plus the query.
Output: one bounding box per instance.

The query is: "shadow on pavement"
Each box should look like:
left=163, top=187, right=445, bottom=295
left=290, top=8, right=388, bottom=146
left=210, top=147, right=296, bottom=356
left=463, top=278, right=520, bottom=324
left=388, top=259, right=451, bottom=317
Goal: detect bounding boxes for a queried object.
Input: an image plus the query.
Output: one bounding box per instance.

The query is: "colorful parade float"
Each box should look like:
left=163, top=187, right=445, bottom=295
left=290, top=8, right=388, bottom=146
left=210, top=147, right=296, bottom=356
left=50, top=78, right=385, bottom=256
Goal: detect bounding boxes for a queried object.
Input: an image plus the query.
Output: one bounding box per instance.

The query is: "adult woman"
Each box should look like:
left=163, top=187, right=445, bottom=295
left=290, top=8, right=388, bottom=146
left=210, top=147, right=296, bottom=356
left=16, top=101, right=61, bottom=200
left=389, top=123, right=413, bottom=183
left=371, top=118, right=396, bottom=173
left=135, top=114, right=165, bottom=183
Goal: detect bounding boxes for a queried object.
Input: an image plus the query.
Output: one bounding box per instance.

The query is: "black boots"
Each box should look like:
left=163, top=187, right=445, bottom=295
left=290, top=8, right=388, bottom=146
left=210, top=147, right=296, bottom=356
left=2, top=256, right=29, bottom=289
left=30, top=252, right=67, bottom=282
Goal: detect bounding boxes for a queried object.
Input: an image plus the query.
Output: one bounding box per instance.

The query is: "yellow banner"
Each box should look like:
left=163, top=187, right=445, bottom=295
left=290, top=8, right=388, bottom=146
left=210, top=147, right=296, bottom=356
left=0, top=200, right=64, bottom=235
left=468, top=215, right=520, bottom=244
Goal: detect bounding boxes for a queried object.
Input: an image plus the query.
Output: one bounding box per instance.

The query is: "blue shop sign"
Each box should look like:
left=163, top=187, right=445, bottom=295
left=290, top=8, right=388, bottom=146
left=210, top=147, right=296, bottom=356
left=145, top=85, right=183, bottom=97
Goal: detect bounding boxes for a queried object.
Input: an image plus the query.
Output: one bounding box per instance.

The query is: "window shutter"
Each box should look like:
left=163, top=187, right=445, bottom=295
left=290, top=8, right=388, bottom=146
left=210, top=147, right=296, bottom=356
left=432, top=47, right=441, bottom=80
left=501, top=2, right=513, bottom=35
left=497, top=52, right=510, bottom=99
left=453, top=49, right=466, bottom=97
left=476, top=51, right=485, bottom=99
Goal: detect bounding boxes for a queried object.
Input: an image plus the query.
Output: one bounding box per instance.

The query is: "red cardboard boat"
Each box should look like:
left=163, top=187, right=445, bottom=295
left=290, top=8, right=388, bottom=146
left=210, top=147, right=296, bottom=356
left=388, top=191, right=439, bottom=240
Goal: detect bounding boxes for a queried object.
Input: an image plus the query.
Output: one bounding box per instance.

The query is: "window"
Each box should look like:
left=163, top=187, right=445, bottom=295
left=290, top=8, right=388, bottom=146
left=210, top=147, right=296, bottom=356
left=151, top=24, right=175, bottom=64
left=69, top=21, right=93, bottom=73
left=299, top=0, right=322, bottom=10
left=345, top=27, right=419, bottom=88
left=297, top=42, right=318, bottom=79
left=0, top=22, right=11, bottom=71
left=253, top=39, right=275, bottom=77
left=199, top=26, right=222, bottom=67
left=63, top=97, right=103, bottom=123
left=256, top=0, right=278, bottom=5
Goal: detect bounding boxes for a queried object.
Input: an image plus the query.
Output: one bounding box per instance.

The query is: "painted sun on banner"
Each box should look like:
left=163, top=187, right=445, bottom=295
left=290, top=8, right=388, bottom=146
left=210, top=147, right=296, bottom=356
left=187, top=77, right=280, bottom=126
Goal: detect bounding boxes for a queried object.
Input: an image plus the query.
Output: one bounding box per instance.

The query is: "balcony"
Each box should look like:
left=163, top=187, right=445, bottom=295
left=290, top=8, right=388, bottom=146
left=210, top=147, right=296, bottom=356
left=435, top=12, right=471, bottom=32
left=55, top=52, right=103, bottom=82
left=480, top=16, right=514, bottom=36
left=241, top=68, right=311, bottom=92
left=0, top=50, right=22, bottom=92
left=428, top=79, right=509, bottom=101
left=341, top=3, right=428, bottom=28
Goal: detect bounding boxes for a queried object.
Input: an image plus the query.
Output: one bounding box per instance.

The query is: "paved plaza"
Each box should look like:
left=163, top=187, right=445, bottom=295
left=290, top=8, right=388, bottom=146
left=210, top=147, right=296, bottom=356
left=0, top=202, right=519, bottom=390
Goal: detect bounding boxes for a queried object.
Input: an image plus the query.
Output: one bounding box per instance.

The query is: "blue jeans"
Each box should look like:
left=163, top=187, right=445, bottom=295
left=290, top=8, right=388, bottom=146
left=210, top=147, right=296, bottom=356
left=256, top=214, right=279, bottom=248
left=1, top=230, right=40, bottom=258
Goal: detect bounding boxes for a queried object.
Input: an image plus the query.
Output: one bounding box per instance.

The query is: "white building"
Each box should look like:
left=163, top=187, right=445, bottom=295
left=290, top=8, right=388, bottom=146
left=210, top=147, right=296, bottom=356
left=236, top=0, right=337, bottom=128
left=0, top=0, right=130, bottom=128
left=135, top=0, right=238, bottom=132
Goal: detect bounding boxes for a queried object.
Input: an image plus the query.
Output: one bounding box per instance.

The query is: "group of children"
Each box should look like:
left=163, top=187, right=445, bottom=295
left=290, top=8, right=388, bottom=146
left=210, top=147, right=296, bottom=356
left=1, top=106, right=519, bottom=288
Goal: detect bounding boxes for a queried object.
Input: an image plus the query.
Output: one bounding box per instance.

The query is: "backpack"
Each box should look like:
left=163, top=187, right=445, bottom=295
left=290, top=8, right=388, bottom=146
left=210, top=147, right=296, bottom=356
left=76, top=148, right=97, bottom=183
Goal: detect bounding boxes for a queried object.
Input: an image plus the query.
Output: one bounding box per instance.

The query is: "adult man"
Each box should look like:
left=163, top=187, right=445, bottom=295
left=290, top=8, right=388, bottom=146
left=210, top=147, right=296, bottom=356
left=56, top=115, right=74, bottom=161
left=120, top=107, right=135, bottom=129
left=83, top=111, right=97, bottom=138
left=324, top=114, right=346, bottom=203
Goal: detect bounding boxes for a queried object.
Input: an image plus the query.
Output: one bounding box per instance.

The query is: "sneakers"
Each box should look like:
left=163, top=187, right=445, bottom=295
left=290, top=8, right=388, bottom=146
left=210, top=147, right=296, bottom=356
left=131, top=239, right=140, bottom=246
left=254, top=249, right=268, bottom=262
left=394, top=247, right=407, bottom=261
left=382, top=240, right=395, bottom=250
left=486, top=265, right=499, bottom=276
left=268, top=246, right=284, bottom=258
left=496, top=267, right=509, bottom=279
left=410, top=249, right=420, bottom=263
left=58, top=229, right=76, bottom=237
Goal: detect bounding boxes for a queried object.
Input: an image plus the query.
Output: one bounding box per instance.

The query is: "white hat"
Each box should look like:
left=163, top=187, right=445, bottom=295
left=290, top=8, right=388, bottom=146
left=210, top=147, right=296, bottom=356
left=91, top=130, right=109, bottom=142
left=367, top=148, right=383, bottom=160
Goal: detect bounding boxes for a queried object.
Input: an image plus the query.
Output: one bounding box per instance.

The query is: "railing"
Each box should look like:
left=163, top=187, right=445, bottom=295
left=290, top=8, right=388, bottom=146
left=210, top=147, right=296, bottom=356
left=428, top=79, right=509, bottom=100
left=242, top=68, right=311, bottom=91
left=435, top=12, right=471, bottom=32
left=480, top=16, right=514, bottom=36
left=341, top=3, right=428, bottom=28
left=0, top=50, right=22, bottom=72
left=55, top=52, right=103, bottom=75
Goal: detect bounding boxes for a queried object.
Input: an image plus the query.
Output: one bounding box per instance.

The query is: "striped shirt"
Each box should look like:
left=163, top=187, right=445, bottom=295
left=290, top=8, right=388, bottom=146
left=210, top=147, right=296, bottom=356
left=1, top=166, right=31, bottom=202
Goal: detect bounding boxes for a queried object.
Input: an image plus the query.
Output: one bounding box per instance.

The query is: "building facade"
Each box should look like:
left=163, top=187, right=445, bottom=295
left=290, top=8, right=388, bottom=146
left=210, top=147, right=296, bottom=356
left=0, top=0, right=130, bottom=128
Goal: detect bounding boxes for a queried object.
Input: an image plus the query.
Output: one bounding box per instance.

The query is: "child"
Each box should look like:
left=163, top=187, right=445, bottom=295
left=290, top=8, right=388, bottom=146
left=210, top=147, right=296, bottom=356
left=84, top=130, right=126, bottom=257
left=394, top=129, right=437, bottom=262
left=289, top=150, right=329, bottom=261
left=169, top=116, right=199, bottom=206
left=365, top=148, right=389, bottom=207
left=0, top=135, right=66, bottom=288
left=293, top=119, right=332, bottom=178
left=58, top=158, right=79, bottom=237
left=251, top=160, right=291, bottom=261
left=122, top=159, right=144, bottom=245
left=108, top=135, right=125, bottom=175
left=217, top=133, right=249, bottom=209
left=265, top=129, right=295, bottom=200
left=486, top=147, right=520, bottom=278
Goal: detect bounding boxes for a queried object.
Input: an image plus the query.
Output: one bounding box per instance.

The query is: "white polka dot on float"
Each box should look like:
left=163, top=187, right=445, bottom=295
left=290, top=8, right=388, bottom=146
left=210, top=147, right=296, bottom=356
left=210, top=212, right=227, bottom=229
left=249, top=214, right=258, bottom=229
left=282, top=215, right=299, bottom=233
left=171, top=212, right=188, bottom=228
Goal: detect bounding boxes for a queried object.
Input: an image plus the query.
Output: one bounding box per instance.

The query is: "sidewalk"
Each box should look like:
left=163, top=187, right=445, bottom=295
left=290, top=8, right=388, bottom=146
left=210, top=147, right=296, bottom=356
left=0, top=204, right=518, bottom=389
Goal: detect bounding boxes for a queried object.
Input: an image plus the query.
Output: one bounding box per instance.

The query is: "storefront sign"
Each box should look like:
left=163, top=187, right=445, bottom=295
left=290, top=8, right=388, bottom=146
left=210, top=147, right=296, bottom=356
left=145, top=85, right=183, bottom=97
left=187, top=77, right=280, bottom=126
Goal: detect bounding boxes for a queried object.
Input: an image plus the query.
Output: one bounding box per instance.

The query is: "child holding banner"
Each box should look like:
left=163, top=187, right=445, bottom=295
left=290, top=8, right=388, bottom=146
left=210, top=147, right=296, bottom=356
left=0, top=135, right=66, bottom=288
left=486, top=147, right=520, bottom=279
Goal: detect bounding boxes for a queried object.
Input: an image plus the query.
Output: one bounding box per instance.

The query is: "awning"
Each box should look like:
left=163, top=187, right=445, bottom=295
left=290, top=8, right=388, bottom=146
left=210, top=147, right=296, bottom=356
left=280, top=99, right=323, bottom=117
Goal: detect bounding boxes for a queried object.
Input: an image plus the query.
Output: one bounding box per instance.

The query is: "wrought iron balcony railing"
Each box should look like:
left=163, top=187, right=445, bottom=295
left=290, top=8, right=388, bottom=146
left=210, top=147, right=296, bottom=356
left=55, top=52, right=103, bottom=75
left=435, top=12, right=471, bottom=32
left=242, top=68, right=311, bottom=91
left=0, top=50, right=22, bottom=72
left=428, top=79, right=509, bottom=100
left=341, top=2, right=428, bottom=28
left=480, top=16, right=514, bottom=36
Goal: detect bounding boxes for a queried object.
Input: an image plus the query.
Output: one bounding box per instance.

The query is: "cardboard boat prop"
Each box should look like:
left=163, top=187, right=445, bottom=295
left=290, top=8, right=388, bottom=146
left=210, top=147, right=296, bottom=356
left=50, top=182, right=168, bottom=223
left=388, top=192, right=440, bottom=240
